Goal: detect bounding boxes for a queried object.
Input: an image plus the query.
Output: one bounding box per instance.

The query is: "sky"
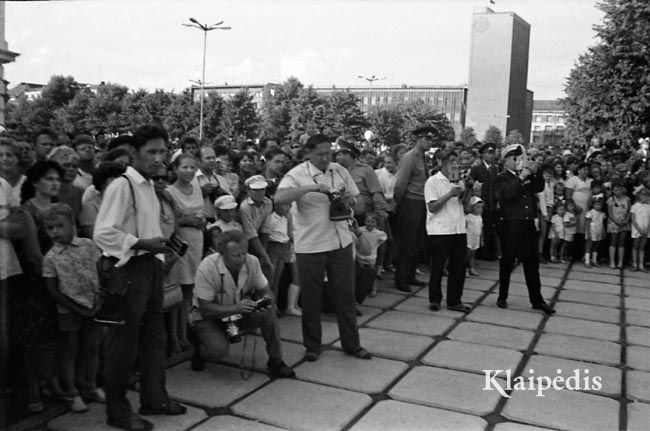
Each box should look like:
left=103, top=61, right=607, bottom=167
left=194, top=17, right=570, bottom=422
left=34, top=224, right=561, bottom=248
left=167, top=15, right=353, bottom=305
left=4, top=0, right=604, bottom=100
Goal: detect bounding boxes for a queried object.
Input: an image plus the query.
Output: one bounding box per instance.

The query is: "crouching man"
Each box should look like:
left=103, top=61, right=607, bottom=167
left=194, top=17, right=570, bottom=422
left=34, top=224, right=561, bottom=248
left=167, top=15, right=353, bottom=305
left=190, top=230, right=295, bottom=378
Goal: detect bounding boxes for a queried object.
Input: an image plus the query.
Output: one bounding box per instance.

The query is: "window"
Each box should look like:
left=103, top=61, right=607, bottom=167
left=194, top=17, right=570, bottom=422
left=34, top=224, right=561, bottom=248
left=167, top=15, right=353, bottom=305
left=534, top=126, right=541, bottom=131
left=546, top=115, right=554, bottom=123
left=545, top=125, right=552, bottom=131
left=535, top=116, right=542, bottom=122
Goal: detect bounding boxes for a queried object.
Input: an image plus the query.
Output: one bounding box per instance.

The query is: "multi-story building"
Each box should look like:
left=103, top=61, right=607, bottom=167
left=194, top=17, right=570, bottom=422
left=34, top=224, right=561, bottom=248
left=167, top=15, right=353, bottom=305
left=0, top=1, right=19, bottom=126
left=530, top=99, right=566, bottom=147
left=466, top=7, right=533, bottom=144
left=190, top=84, right=274, bottom=111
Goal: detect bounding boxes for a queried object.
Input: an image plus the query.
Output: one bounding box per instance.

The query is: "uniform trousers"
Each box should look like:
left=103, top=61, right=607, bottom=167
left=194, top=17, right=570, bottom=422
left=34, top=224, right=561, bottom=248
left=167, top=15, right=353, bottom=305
left=394, top=198, right=427, bottom=288
left=498, top=220, right=544, bottom=305
left=296, top=245, right=360, bottom=353
left=428, top=234, right=467, bottom=306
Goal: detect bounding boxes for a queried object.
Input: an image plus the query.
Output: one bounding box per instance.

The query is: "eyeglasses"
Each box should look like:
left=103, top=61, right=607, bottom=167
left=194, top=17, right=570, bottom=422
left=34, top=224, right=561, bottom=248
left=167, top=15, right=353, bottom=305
left=151, top=175, right=168, bottom=182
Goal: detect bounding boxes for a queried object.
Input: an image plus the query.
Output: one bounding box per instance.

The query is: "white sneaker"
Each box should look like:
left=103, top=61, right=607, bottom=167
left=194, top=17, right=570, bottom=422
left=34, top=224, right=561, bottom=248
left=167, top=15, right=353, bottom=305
left=67, top=395, right=88, bottom=413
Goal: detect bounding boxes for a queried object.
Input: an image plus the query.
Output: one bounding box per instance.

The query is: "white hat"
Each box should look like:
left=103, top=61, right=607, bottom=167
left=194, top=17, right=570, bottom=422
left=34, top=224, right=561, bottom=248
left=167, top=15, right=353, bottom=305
left=562, top=149, right=573, bottom=157
left=214, top=194, right=238, bottom=210
left=170, top=148, right=183, bottom=164
left=501, top=144, right=524, bottom=161
left=470, top=196, right=484, bottom=206
left=244, top=175, right=268, bottom=190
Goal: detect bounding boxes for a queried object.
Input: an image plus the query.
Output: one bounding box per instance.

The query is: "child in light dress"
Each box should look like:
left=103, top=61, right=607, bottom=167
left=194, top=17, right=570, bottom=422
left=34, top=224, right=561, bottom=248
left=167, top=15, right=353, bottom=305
left=563, top=200, right=578, bottom=262
left=630, top=187, right=650, bottom=272
left=584, top=197, right=606, bottom=267
left=466, top=196, right=484, bottom=276
left=606, top=180, right=631, bottom=269
left=548, top=202, right=566, bottom=263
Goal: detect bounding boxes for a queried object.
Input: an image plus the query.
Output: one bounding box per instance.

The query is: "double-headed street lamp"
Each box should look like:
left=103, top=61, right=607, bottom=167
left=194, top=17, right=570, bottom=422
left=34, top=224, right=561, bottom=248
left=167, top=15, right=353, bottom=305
left=183, top=17, right=231, bottom=140
left=357, top=74, right=385, bottom=111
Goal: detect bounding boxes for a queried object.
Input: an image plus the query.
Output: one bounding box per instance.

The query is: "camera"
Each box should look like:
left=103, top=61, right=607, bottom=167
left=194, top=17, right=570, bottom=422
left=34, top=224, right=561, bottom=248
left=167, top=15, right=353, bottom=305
left=326, top=188, right=353, bottom=221
left=254, top=296, right=272, bottom=310
left=221, top=314, right=243, bottom=343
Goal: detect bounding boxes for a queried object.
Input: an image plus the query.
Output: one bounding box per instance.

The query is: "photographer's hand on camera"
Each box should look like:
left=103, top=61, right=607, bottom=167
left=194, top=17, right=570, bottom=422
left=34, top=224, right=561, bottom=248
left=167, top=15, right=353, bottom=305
left=237, top=298, right=258, bottom=314
left=133, top=236, right=170, bottom=254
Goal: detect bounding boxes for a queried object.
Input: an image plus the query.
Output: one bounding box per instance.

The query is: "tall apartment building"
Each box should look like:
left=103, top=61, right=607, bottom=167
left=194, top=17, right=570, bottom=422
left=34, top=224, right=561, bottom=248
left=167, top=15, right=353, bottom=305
left=0, top=1, right=19, bottom=126
left=466, top=7, right=532, bottom=144
left=531, top=99, right=566, bottom=147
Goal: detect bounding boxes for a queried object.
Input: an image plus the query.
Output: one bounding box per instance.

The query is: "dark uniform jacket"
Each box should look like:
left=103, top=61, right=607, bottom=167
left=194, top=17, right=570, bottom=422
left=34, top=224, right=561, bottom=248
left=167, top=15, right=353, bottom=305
left=469, top=161, right=498, bottom=211
left=495, top=170, right=544, bottom=221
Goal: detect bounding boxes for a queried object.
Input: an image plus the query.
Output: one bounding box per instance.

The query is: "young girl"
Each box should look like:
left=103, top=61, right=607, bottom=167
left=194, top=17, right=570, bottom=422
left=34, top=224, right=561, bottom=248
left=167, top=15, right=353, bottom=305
left=630, top=187, right=650, bottom=272
left=584, top=198, right=606, bottom=267
left=606, top=180, right=631, bottom=269
left=466, top=197, right=484, bottom=276
left=563, top=200, right=578, bottom=262
left=548, top=203, right=566, bottom=263
left=356, top=212, right=387, bottom=297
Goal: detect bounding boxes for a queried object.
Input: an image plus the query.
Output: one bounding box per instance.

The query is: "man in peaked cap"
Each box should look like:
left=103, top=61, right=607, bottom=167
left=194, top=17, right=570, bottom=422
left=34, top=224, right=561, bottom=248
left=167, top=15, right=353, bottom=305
left=239, top=174, right=274, bottom=279
left=495, top=144, right=555, bottom=316
left=392, top=126, right=438, bottom=293
left=469, top=141, right=500, bottom=261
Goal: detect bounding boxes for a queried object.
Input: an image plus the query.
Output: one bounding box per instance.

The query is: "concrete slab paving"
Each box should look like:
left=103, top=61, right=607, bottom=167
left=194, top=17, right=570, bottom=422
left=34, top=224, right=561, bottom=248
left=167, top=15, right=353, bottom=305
left=626, top=296, right=650, bottom=312
left=484, top=293, right=553, bottom=314
left=349, top=400, right=488, bottom=431
left=494, top=423, right=556, bottom=431
left=626, top=285, right=650, bottom=299
left=232, top=379, right=372, bottom=431
left=448, top=321, right=535, bottom=350
left=627, top=370, right=650, bottom=403
left=48, top=392, right=204, bottom=431
left=422, top=340, right=523, bottom=376
left=564, top=279, right=621, bottom=294
left=510, top=273, right=562, bottom=287
left=333, top=327, right=434, bottom=361
left=626, top=325, right=650, bottom=347
left=294, top=350, right=408, bottom=393
left=389, top=366, right=505, bottom=416
left=394, top=296, right=473, bottom=318
left=627, top=309, right=650, bottom=328
left=466, top=306, right=544, bottom=330
left=624, top=276, right=650, bottom=288
left=570, top=265, right=620, bottom=276
left=366, top=310, right=456, bottom=336
left=464, top=277, right=499, bottom=291
left=628, top=345, right=650, bottom=372
left=356, top=305, right=384, bottom=325
left=569, top=271, right=620, bottom=284
left=625, top=269, right=650, bottom=279
left=361, top=292, right=406, bottom=309
left=506, top=284, right=558, bottom=299
left=414, top=286, right=485, bottom=303
left=557, top=289, right=621, bottom=308
left=166, top=363, right=269, bottom=408
left=502, top=388, right=619, bottom=431
left=627, top=401, right=650, bottom=431
left=278, top=315, right=340, bottom=345
left=553, top=302, right=620, bottom=324
left=525, top=354, right=621, bottom=397
left=544, top=316, right=620, bottom=342
left=193, top=416, right=286, bottom=431
left=534, top=333, right=620, bottom=366
left=219, top=335, right=305, bottom=370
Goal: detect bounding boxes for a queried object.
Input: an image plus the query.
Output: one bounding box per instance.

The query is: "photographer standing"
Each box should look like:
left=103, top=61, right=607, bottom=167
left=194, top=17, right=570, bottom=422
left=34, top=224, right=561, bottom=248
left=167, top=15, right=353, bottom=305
left=495, top=144, right=555, bottom=315
left=275, top=134, right=371, bottom=362
left=195, top=146, right=231, bottom=223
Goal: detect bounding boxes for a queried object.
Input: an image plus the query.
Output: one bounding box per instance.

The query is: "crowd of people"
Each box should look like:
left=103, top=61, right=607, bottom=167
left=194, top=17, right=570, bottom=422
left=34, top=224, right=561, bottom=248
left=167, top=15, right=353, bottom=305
left=1, top=123, right=649, bottom=431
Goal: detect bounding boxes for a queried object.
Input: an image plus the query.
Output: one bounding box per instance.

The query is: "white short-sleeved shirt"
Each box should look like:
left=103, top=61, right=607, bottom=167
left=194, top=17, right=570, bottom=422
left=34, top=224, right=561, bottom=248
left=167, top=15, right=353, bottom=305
left=192, top=252, right=267, bottom=322
left=356, top=226, right=387, bottom=265
left=424, top=172, right=466, bottom=235
left=261, top=212, right=290, bottom=244
left=278, top=161, right=359, bottom=253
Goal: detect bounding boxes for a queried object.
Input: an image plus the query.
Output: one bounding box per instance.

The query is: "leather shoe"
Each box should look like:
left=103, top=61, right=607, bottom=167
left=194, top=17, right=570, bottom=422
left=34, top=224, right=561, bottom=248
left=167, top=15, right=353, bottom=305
left=267, top=359, right=296, bottom=378
left=407, top=279, right=426, bottom=287
left=429, top=303, right=440, bottom=311
left=345, top=347, right=372, bottom=359
left=532, top=302, right=556, bottom=315
left=139, top=401, right=187, bottom=416
left=107, top=416, right=153, bottom=431
left=496, top=299, right=508, bottom=309
left=304, top=350, right=320, bottom=362
left=395, top=284, right=412, bottom=293
left=447, top=303, right=471, bottom=313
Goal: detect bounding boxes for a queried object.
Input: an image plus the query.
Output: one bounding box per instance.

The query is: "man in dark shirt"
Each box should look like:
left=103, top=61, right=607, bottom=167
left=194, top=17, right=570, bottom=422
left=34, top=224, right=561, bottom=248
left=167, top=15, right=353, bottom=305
left=495, top=144, right=555, bottom=316
left=469, top=142, right=499, bottom=260
left=393, top=126, right=435, bottom=292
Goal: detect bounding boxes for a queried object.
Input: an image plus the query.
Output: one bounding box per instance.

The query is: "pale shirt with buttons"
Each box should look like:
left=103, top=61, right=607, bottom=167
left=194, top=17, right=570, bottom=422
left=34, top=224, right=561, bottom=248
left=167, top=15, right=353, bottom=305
left=424, top=171, right=466, bottom=235
left=195, top=169, right=231, bottom=219
left=278, top=161, right=359, bottom=254
left=93, top=166, right=163, bottom=267
left=191, top=252, right=267, bottom=323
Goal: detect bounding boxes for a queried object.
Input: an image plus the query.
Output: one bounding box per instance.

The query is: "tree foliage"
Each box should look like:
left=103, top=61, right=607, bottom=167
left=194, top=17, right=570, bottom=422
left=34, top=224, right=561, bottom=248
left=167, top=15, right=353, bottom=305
left=563, top=0, right=650, bottom=146
left=505, top=129, right=524, bottom=147
left=459, top=127, right=477, bottom=146
left=483, top=125, right=503, bottom=147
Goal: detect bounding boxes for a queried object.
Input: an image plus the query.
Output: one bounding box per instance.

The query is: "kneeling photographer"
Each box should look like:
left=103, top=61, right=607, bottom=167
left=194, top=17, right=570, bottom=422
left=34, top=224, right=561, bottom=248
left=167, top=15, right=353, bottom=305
left=190, top=230, right=295, bottom=378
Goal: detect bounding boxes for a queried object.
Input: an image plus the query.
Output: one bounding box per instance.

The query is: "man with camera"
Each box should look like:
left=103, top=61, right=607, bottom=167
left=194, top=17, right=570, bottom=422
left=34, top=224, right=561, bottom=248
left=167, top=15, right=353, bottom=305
left=275, top=134, right=371, bottom=362
left=93, top=124, right=186, bottom=431
left=191, top=230, right=295, bottom=378
left=495, top=144, right=555, bottom=315
left=425, top=151, right=472, bottom=313
left=196, top=146, right=231, bottom=223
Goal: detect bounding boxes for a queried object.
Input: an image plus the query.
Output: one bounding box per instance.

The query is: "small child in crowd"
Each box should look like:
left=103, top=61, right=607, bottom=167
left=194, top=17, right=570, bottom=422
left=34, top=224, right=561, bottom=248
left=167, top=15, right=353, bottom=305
left=630, top=187, right=650, bottom=272
left=356, top=212, right=387, bottom=297
left=606, top=180, right=631, bottom=269
left=262, top=202, right=302, bottom=316
left=549, top=202, right=566, bottom=263
left=563, top=200, right=578, bottom=262
left=466, top=196, right=484, bottom=276
left=206, top=194, right=242, bottom=233
left=41, top=203, right=105, bottom=413
left=584, top=197, right=606, bottom=267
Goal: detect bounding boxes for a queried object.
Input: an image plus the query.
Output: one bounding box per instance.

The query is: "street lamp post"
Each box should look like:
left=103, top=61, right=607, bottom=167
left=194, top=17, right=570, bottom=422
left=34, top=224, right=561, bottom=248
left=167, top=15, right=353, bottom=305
left=183, top=17, right=231, bottom=140
left=357, top=75, right=385, bottom=112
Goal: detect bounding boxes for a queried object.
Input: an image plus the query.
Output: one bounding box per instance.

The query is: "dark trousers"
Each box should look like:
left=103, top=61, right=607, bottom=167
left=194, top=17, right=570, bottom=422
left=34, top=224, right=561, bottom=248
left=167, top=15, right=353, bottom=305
left=104, top=255, right=167, bottom=421
left=498, top=220, right=544, bottom=305
left=428, top=234, right=467, bottom=306
left=296, top=245, right=360, bottom=353
left=479, top=209, right=498, bottom=259
left=395, top=198, right=427, bottom=288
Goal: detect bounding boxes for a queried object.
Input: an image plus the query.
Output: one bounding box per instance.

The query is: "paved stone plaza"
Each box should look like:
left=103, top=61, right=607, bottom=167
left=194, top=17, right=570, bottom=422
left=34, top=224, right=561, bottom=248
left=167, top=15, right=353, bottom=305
left=46, top=261, right=649, bottom=431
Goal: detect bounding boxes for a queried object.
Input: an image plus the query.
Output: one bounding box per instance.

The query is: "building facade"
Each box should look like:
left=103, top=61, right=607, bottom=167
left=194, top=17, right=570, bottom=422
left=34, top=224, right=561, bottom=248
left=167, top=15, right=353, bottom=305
left=465, top=7, right=532, bottom=144
left=530, top=99, right=565, bottom=147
